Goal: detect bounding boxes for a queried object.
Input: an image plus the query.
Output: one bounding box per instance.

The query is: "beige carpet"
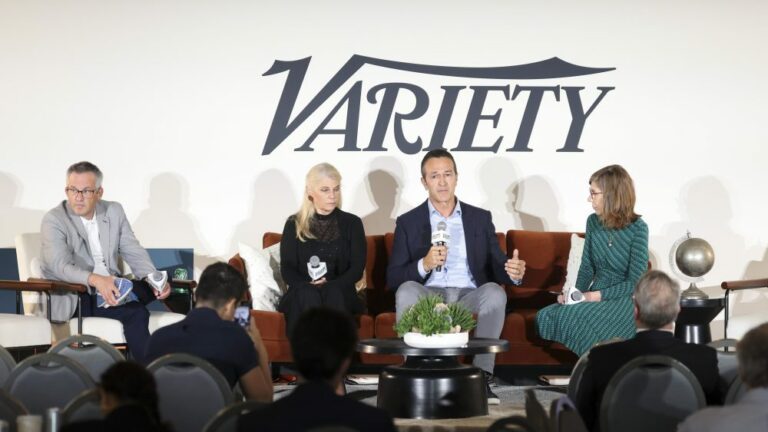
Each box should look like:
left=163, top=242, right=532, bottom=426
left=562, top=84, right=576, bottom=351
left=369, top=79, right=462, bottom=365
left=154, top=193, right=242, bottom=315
left=274, top=384, right=567, bottom=432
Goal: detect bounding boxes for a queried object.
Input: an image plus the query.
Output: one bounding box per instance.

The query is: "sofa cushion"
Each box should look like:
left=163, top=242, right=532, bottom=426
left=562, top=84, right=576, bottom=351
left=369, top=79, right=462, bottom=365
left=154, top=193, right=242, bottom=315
left=563, top=233, right=585, bottom=291
left=506, top=230, right=580, bottom=310
left=238, top=242, right=283, bottom=311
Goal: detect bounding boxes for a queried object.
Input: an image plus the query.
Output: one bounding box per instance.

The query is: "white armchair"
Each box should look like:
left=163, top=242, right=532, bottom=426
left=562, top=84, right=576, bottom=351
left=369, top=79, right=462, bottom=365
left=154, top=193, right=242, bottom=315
left=1, top=233, right=188, bottom=345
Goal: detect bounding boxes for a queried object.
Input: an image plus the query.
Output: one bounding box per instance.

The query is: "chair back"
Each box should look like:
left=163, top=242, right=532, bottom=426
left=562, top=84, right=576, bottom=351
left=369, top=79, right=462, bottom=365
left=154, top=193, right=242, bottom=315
left=566, top=351, right=589, bottom=401
left=487, top=415, right=539, bottom=432
left=0, top=388, right=28, bottom=429
left=61, top=388, right=102, bottom=425
left=525, top=389, right=550, bottom=432
left=725, top=375, right=748, bottom=405
left=599, top=355, right=705, bottom=432
left=707, top=338, right=739, bottom=397
left=0, top=345, right=17, bottom=388
left=3, top=353, right=95, bottom=415
left=549, top=396, right=588, bottom=432
left=202, top=400, right=265, bottom=432
left=48, top=334, right=125, bottom=382
left=568, top=338, right=623, bottom=402
left=15, top=233, right=46, bottom=316
left=15, top=233, right=42, bottom=281
left=148, top=353, right=234, bottom=432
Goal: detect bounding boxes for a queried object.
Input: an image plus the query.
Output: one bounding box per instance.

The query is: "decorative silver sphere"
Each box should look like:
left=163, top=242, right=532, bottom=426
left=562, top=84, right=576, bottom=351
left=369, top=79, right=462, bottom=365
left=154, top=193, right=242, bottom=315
left=669, top=232, right=716, bottom=300
left=675, top=238, right=715, bottom=278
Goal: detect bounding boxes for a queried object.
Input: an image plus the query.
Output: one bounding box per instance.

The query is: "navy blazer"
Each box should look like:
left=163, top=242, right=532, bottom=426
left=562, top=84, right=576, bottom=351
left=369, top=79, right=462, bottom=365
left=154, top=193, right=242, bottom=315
left=386, top=199, right=511, bottom=290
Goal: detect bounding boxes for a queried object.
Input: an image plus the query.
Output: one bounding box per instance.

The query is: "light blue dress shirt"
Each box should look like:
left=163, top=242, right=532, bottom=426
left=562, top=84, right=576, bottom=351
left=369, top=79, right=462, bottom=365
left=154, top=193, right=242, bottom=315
left=417, top=200, right=478, bottom=289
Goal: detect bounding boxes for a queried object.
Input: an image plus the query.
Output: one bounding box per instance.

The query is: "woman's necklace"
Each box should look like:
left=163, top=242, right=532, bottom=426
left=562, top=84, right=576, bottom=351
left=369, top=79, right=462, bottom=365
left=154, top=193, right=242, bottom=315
left=608, top=232, right=614, bottom=247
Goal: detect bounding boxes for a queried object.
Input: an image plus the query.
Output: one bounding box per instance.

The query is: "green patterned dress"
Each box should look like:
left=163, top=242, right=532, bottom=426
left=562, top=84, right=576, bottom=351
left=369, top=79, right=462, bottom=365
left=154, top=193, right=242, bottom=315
left=536, top=214, right=649, bottom=356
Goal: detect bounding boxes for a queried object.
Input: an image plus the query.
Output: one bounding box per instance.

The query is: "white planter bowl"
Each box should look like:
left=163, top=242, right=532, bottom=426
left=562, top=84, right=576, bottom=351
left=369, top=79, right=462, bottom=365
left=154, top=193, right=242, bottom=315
left=403, top=331, right=469, bottom=348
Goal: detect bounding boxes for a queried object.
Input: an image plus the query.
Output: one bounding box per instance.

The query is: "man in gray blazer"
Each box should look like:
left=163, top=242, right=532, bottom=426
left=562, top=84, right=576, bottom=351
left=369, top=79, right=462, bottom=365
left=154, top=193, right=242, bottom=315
left=678, top=322, right=768, bottom=432
left=41, top=161, right=170, bottom=362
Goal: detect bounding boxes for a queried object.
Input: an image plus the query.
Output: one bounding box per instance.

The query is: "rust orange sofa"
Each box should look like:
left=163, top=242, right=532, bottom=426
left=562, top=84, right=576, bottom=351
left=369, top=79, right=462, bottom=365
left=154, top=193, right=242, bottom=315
left=229, top=230, right=581, bottom=366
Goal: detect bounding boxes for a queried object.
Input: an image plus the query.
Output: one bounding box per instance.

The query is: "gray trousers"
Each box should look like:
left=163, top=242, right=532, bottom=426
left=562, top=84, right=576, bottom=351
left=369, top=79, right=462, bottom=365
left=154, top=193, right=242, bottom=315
left=395, top=281, right=507, bottom=374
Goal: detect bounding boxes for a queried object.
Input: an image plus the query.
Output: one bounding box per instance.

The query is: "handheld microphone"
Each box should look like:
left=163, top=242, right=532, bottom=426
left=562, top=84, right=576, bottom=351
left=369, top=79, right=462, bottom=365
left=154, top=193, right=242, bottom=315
left=564, top=286, right=585, bottom=305
left=307, top=255, right=328, bottom=281
left=146, top=270, right=168, bottom=294
left=431, top=221, right=450, bottom=272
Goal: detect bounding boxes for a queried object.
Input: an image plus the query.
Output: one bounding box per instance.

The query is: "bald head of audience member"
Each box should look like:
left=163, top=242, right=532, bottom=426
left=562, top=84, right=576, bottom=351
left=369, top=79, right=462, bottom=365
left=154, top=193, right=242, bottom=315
left=633, top=270, right=681, bottom=331
left=736, top=322, right=768, bottom=390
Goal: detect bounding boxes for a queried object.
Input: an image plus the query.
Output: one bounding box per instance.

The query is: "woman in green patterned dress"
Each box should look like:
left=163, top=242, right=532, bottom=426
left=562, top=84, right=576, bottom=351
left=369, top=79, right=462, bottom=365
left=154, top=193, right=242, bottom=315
left=536, top=165, right=648, bottom=356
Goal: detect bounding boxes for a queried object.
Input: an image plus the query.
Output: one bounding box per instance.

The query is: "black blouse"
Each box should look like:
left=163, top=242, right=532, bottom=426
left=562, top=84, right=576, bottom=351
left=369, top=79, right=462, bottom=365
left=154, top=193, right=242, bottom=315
left=279, top=208, right=366, bottom=311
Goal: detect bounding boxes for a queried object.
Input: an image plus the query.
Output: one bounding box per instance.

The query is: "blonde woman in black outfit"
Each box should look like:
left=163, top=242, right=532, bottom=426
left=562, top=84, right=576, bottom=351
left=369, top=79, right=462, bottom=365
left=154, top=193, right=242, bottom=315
left=278, top=163, right=366, bottom=335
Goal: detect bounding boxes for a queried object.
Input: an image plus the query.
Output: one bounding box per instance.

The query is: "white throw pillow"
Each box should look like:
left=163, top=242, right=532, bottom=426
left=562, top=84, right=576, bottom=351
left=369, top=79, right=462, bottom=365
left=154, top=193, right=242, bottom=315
left=262, top=243, right=288, bottom=294
left=238, top=242, right=283, bottom=311
left=564, top=234, right=585, bottom=290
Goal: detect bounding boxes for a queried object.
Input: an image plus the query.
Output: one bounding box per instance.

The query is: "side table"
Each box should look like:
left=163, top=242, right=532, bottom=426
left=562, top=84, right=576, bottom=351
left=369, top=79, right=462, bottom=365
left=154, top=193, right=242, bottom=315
left=675, top=297, right=724, bottom=344
left=357, top=338, right=508, bottom=419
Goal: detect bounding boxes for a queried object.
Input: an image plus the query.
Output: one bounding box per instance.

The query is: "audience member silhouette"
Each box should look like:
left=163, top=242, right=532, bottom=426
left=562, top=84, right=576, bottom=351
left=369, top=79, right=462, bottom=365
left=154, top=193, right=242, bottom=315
left=679, top=322, right=768, bottom=432
left=237, top=307, right=395, bottom=432
left=575, top=270, right=720, bottom=431
left=145, top=262, right=272, bottom=401
left=62, top=361, right=170, bottom=432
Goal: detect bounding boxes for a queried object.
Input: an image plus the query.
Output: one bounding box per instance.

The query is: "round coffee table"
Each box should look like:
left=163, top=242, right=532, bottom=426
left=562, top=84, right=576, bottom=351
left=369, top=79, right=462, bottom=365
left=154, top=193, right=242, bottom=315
left=357, top=337, right=509, bottom=419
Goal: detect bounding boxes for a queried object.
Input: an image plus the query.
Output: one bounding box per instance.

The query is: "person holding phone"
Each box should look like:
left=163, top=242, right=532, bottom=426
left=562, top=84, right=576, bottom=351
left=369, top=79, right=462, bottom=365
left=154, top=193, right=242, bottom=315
left=278, top=163, right=367, bottom=336
left=536, top=164, right=649, bottom=356
left=145, top=263, right=273, bottom=402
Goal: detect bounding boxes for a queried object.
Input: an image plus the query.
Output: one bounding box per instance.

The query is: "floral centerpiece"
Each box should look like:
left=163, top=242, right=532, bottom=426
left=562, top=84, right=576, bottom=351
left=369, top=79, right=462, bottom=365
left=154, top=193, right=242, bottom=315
left=394, top=294, right=477, bottom=348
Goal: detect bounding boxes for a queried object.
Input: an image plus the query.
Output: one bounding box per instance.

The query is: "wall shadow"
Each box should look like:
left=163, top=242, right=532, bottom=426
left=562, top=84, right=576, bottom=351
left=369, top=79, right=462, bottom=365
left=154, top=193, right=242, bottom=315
left=656, top=176, right=752, bottom=338
left=359, top=157, right=406, bottom=235
left=230, top=169, right=297, bottom=252
left=743, top=248, right=768, bottom=279
left=132, top=173, right=216, bottom=275
left=0, top=172, right=45, bottom=247
left=478, top=158, right=564, bottom=232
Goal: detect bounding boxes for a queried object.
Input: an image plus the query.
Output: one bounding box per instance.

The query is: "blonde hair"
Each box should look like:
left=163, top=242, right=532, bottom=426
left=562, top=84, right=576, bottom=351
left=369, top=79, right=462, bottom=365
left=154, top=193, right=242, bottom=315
left=589, top=164, right=639, bottom=229
left=294, top=163, right=342, bottom=241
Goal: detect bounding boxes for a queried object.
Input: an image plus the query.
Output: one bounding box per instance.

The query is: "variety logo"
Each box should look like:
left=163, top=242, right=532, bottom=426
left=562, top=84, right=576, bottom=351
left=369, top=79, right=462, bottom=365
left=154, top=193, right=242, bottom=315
left=262, top=55, right=614, bottom=155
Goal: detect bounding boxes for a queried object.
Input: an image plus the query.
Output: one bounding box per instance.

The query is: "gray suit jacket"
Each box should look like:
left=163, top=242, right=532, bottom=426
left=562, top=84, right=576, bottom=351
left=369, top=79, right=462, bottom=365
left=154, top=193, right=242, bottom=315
left=677, top=387, right=768, bottom=432
left=40, top=200, right=156, bottom=321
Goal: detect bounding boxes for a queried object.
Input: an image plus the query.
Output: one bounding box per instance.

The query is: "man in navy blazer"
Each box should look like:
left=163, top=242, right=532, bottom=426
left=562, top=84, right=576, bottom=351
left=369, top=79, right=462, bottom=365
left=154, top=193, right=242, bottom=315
left=387, top=149, right=526, bottom=404
left=575, top=270, right=720, bottom=431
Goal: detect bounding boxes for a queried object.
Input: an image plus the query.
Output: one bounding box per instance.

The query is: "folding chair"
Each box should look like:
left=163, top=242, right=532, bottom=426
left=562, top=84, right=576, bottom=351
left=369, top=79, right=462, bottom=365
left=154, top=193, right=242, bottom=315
left=3, top=352, right=95, bottom=415
left=148, top=353, right=234, bottom=432
left=599, top=355, right=705, bottom=432
left=48, top=334, right=124, bottom=381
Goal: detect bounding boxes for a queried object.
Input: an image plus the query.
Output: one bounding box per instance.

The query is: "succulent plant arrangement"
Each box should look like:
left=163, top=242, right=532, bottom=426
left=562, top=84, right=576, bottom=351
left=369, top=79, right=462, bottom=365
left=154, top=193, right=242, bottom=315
left=394, top=294, right=477, bottom=337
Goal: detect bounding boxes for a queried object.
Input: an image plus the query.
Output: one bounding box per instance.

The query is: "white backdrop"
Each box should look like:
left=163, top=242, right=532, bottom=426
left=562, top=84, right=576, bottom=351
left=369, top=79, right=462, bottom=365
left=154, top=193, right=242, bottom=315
left=1, top=0, right=766, bottom=339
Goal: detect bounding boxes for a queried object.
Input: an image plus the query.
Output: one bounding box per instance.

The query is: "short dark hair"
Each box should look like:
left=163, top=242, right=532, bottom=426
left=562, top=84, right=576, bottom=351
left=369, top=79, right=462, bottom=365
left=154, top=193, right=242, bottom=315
left=66, top=161, right=103, bottom=188
left=290, top=308, right=357, bottom=381
left=420, top=149, right=457, bottom=178
left=100, top=361, right=161, bottom=422
left=737, top=322, right=768, bottom=389
left=195, top=262, right=248, bottom=309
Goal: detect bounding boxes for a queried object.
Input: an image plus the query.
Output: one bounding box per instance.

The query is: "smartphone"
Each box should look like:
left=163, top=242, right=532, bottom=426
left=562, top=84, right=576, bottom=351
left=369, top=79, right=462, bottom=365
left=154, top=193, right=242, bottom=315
left=234, top=301, right=251, bottom=328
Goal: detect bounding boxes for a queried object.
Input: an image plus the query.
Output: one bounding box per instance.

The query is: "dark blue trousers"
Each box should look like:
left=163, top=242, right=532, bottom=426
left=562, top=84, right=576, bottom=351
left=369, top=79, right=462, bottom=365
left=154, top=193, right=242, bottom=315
left=79, top=280, right=154, bottom=363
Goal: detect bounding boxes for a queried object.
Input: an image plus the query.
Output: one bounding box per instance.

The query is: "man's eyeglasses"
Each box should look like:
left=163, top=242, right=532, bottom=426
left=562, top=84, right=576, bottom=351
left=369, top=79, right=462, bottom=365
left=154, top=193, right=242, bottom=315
left=65, top=187, right=98, bottom=198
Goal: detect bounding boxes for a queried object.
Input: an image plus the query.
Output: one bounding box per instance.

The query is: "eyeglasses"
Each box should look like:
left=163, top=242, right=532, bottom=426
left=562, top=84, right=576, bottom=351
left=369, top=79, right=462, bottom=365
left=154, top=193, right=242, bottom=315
left=588, top=191, right=603, bottom=198
left=65, top=187, right=98, bottom=198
